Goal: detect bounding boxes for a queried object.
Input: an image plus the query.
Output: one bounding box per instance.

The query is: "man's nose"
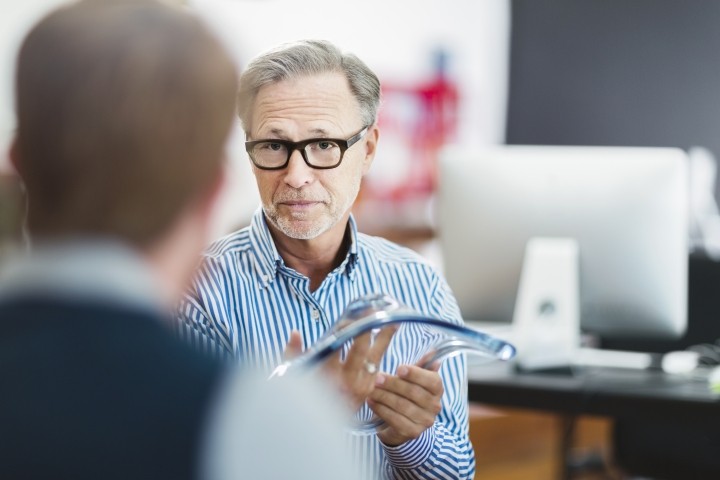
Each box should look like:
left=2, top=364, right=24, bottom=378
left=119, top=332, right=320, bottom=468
left=282, top=148, right=314, bottom=188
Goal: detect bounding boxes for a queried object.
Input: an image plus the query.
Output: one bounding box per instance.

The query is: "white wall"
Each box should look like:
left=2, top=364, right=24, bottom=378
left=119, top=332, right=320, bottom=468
left=191, top=0, right=509, bottom=147
left=0, top=0, right=69, bottom=173
left=190, top=0, right=511, bottom=233
left=0, top=0, right=510, bottom=236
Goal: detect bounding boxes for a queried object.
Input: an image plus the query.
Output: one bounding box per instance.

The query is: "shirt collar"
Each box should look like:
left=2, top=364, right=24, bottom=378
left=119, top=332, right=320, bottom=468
left=0, top=239, right=164, bottom=316
left=249, top=207, right=360, bottom=287
left=345, top=215, right=360, bottom=274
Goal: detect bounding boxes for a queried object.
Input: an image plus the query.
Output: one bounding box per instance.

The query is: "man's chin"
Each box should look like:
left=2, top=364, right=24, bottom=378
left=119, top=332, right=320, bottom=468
left=274, top=218, right=327, bottom=240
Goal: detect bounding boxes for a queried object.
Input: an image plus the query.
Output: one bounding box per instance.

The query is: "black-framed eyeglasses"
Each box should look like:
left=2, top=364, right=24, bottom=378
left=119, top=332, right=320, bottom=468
left=245, top=125, right=369, bottom=170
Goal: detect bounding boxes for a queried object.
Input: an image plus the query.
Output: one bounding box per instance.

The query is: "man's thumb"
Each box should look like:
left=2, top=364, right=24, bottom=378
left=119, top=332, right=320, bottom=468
left=284, top=330, right=304, bottom=359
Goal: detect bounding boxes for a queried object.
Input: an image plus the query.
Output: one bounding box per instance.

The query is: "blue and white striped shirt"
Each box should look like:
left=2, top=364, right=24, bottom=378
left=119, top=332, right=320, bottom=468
left=177, top=208, right=475, bottom=479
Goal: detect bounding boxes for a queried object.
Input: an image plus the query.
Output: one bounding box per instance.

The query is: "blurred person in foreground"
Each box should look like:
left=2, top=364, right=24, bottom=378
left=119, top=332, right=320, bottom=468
left=177, top=39, right=475, bottom=479
left=0, top=2, right=354, bottom=479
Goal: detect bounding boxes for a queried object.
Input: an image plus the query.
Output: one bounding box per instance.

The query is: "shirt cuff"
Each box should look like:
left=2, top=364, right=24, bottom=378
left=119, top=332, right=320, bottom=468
left=381, top=425, right=436, bottom=469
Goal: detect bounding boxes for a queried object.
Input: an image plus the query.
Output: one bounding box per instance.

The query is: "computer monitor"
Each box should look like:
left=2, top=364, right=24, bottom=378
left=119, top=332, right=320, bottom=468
left=437, top=145, right=688, bottom=341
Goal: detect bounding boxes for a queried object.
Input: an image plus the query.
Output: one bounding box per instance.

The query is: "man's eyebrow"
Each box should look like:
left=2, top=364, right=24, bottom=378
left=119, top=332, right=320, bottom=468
left=266, top=128, right=291, bottom=139
left=259, top=127, right=332, bottom=139
left=308, top=128, right=330, bottom=137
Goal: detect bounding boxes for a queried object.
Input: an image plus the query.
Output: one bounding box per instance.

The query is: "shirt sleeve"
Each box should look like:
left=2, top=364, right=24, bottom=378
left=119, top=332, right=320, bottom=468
left=176, top=257, right=235, bottom=362
left=381, top=274, right=476, bottom=480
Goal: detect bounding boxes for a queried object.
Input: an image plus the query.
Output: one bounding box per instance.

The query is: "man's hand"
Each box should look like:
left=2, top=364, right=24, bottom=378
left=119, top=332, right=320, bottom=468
left=283, top=327, right=397, bottom=412
left=367, top=355, right=444, bottom=447
left=284, top=331, right=304, bottom=359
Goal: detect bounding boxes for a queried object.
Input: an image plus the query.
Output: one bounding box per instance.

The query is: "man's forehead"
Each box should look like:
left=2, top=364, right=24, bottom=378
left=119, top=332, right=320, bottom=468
left=249, top=73, right=362, bottom=136
left=267, top=126, right=332, bottom=136
left=254, top=73, right=352, bottom=105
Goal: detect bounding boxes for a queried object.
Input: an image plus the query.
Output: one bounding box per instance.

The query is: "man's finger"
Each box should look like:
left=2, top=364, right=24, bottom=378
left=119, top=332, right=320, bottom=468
left=366, top=324, right=398, bottom=366
left=342, top=330, right=373, bottom=373
left=394, top=365, right=445, bottom=397
left=283, top=330, right=303, bottom=360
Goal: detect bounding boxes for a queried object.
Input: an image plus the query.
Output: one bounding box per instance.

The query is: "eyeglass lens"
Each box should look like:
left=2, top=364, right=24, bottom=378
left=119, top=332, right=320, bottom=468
left=250, top=140, right=341, bottom=169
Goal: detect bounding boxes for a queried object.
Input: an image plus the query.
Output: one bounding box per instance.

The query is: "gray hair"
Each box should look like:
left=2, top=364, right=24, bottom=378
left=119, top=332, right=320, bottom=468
left=237, top=39, right=380, bottom=133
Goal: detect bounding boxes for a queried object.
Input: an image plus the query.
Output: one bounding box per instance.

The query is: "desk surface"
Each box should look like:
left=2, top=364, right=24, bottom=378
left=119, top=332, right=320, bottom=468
left=468, top=361, right=720, bottom=422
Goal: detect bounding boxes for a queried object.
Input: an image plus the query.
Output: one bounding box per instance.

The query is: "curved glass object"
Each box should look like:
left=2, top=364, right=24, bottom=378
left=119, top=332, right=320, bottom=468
left=269, top=293, right=516, bottom=432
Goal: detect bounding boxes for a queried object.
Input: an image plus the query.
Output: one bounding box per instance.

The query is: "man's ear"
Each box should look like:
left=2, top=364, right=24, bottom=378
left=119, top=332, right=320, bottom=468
left=361, top=124, right=379, bottom=176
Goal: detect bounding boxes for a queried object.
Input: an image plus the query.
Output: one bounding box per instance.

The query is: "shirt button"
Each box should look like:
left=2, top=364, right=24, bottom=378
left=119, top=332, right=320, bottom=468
left=311, top=308, right=320, bottom=321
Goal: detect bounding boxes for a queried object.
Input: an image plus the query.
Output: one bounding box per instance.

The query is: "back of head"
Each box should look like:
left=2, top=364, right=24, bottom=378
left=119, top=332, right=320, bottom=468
left=14, top=0, right=238, bottom=247
left=237, top=39, right=380, bottom=133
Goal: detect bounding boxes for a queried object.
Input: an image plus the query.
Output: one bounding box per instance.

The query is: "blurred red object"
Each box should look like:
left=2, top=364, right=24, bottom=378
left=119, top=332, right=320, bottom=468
left=365, top=49, right=459, bottom=203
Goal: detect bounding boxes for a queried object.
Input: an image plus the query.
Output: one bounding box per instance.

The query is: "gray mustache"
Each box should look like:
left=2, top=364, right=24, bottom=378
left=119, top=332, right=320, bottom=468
left=274, top=190, right=327, bottom=203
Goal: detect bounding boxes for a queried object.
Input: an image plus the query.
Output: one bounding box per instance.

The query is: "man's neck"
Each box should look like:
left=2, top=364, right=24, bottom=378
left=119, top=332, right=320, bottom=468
left=268, top=219, right=351, bottom=292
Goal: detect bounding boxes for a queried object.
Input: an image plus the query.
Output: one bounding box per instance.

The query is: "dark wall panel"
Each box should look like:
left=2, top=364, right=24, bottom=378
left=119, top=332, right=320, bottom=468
left=507, top=0, right=720, bottom=176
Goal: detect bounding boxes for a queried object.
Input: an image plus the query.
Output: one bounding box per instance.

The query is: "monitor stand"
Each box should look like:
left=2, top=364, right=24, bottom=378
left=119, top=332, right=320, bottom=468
left=512, top=237, right=580, bottom=372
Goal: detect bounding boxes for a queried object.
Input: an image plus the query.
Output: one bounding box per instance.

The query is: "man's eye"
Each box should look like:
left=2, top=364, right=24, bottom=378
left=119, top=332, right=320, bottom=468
left=313, top=141, right=338, bottom=150
left=259, top=142, right=283, bottom=151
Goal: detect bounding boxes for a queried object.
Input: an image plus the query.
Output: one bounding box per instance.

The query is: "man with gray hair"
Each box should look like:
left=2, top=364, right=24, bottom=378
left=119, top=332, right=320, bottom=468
left=178, top=39, right=474, bottom=479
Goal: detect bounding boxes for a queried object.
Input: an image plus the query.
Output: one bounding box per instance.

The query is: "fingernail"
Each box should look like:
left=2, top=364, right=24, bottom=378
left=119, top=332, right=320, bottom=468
left=375, top=373, right=385, bottom=386
left=398, top=366, right=408, bottom=377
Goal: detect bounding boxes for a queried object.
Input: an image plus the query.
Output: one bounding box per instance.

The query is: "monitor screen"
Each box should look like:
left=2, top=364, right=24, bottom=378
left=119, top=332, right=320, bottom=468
left=437, top=145, right=688, bottom=340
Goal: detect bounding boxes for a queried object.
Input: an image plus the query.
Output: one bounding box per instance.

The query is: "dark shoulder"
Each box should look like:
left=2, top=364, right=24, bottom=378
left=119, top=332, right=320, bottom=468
left=0, top=297, right=222, bottom=381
